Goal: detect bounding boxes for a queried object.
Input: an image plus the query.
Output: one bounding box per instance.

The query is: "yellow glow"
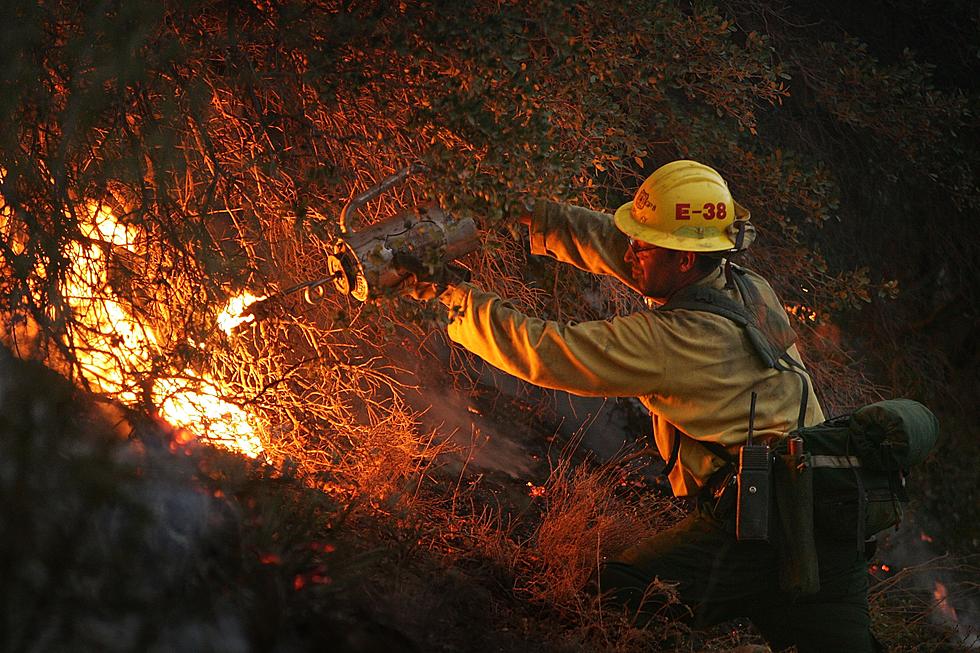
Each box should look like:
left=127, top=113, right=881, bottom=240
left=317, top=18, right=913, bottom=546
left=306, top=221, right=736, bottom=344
left=217, top=292, right=266, bottom=335
left=784, top=302, right=819, bottom=323
left=61, top=203, right=264, bottom=458
left=154, top=376, right=264, bottom=458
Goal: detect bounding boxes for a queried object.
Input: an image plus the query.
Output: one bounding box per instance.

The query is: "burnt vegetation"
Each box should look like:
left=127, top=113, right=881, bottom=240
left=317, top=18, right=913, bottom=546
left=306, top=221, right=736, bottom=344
left=1, top=1, right=977, bottom=651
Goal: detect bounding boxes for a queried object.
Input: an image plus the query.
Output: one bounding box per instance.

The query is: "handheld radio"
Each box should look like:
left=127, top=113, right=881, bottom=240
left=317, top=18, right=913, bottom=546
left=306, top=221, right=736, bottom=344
left=736, top=391, right=772, bottom=541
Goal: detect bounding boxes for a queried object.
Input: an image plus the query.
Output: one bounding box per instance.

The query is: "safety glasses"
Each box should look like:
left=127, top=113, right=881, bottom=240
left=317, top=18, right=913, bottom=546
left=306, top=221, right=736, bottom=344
left=628, top=238, right=660, bottom=256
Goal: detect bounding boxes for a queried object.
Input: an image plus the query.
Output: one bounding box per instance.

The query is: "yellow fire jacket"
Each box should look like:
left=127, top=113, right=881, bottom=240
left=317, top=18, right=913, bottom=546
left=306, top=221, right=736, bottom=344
left=440, top=201, right=824, bottom=496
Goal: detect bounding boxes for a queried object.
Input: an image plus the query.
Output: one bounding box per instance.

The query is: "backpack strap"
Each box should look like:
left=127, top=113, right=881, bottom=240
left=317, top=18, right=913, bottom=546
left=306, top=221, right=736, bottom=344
left=661, top=267, right=813, bottom=454
left=775, top=352, right=810, bottom=431
left=660, top=427, right=736, bottom=478
left=729, top=269, right=798, bottom=356
left=852, top=467, right=868, bottom=553
left=664, top=268, right=799, bottom=370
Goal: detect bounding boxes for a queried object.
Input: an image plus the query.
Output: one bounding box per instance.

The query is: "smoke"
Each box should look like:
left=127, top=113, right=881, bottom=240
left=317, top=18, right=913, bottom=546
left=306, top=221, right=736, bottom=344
left=0, top=348, right=250, bottom=652
left=386, top=331, right=657, bottom=489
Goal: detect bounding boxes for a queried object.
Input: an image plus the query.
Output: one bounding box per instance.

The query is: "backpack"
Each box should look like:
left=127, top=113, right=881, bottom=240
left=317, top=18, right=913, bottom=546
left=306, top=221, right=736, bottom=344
left=796, top=400, right=938, bottom=546
left=662, top=268, right=939, bottom=548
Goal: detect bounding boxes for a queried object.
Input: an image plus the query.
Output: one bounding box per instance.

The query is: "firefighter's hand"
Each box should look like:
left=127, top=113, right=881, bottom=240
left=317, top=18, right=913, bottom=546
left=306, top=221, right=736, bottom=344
left=402, top=278, right=443, bottom=301
left=514, top=196, right=535, bottom=226
left=394, top=254, right=469, bottom=301
left=396, top=273, right=451, bottom=302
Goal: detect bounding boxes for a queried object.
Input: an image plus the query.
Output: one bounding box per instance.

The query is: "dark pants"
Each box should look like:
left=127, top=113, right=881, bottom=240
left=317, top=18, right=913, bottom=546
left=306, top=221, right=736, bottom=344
left=596, top=499, right=878, bottom=653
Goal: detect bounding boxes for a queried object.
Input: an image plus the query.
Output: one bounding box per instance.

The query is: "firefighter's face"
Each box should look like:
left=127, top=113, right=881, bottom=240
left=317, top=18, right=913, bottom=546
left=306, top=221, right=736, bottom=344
left=624, top=238, right=694, bottom=301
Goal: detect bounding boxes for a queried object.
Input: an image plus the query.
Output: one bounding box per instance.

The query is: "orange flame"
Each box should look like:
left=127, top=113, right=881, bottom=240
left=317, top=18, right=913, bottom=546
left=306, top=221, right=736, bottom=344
left=527, top=481, right=546, bottom=498
left=933, top=581, right=958, bottom=623
left=217, top=292, right=265, bottom=335
left=63, top=203, right=264, bottom=458
left=784, top=302, right=819, bottom=322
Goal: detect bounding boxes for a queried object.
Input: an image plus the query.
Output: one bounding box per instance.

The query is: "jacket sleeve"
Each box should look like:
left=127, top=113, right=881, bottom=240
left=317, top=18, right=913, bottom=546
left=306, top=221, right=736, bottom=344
left=528, top=201, right=643, bottom=293
left=440, top=282, right=666, bottom=397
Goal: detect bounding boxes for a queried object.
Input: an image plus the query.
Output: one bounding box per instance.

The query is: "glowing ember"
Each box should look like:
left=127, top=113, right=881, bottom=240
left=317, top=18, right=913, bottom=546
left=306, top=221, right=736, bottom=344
left=784, top=302, right=819, bottom=322
left=527, top=481, right=546, bottom=498
left=920, top=531, right=935, bottom=543
left=933, top=581, right=958, bottom=623
left=61, top=203, right=264, bottom=458
left=217, top=292, right=266, bottom=335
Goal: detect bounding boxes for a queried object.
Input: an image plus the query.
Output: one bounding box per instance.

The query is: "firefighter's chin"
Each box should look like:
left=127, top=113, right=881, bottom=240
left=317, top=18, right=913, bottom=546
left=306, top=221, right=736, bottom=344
left=631, top=268, right=656, bottom=299
left=632, top=271, right=668, bottom=305
left=630, top=266, right=644, bottom=286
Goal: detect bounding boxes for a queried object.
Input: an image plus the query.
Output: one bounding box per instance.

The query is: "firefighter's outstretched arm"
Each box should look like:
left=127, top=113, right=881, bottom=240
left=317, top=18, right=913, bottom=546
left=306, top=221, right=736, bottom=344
left=521, top=201, right=643, bottom=293
left=439, top=282, right=665, bottom=397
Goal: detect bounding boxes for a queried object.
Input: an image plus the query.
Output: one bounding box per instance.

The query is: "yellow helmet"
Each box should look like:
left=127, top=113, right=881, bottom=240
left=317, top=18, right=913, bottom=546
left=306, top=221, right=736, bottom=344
left=614, top=160, right=750, bottom=252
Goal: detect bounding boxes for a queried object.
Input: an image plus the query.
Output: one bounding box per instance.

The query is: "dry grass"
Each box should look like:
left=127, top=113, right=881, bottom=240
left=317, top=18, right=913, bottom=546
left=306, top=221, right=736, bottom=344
left=515, top=459, right=677, bottom=608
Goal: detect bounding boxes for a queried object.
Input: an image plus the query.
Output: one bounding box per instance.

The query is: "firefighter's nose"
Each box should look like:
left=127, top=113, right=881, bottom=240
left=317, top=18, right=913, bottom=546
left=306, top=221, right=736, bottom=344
left=624, top=245, right=636, bottom=265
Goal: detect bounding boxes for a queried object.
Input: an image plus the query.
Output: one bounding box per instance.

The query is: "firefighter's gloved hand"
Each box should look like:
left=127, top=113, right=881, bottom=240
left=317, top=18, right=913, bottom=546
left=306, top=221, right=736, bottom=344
left=399, top=276, right=444, bottom=301
left=514, top=196, right=536, bottom=226
left=396, top=269, right=463, bottom=302
left=394, top=253, right=470, bottom=302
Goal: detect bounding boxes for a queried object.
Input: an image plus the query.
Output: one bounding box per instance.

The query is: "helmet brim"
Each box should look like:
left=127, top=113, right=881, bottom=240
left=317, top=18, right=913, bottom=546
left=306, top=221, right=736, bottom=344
left=613, top=200, right=749, bottom=252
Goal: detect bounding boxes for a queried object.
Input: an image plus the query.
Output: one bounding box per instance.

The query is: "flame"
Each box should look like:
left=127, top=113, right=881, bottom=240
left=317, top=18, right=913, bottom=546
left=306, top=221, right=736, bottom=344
left=62, top=203, right=264, bottom=458
left=526, top=481, right=546, bottom=498
left=154, top=376, right=264, bottom=458
left=217, top=292, right=265, bottom=335
left=784, top=302, right=819, bottom=322
left=933, top=581, right=958, bottom=623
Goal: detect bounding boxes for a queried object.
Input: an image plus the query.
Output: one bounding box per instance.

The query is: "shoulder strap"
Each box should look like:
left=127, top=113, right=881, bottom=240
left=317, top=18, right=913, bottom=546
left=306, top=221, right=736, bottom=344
left=729, top=269, right=798, bottom=355
left=663, top=283, right=751, bottom=327
left=775, top=352, right=811, bottom=431
left=661, top=268, right=812, bottom=431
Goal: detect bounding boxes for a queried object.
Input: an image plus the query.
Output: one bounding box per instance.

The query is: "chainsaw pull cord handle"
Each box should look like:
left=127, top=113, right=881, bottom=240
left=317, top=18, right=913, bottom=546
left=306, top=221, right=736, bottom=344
left=303, top=282, right=328, bottom=305
left=338, top=162, right=427, bottom=236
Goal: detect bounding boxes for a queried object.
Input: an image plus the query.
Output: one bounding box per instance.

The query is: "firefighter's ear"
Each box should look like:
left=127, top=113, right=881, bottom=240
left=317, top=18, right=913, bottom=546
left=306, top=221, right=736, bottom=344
left=677, top=250, right=697, bottom=273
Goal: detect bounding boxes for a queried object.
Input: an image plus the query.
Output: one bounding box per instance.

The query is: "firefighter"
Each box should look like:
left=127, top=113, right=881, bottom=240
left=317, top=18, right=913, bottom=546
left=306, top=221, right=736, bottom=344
left=412, top=160, right=878, bottom=652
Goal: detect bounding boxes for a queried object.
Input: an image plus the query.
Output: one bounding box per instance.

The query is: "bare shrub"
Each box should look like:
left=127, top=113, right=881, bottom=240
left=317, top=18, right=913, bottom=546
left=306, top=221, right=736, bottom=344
left=515, top=449, right=683, bottom=610
left=870, top=555, right=980, bottom=651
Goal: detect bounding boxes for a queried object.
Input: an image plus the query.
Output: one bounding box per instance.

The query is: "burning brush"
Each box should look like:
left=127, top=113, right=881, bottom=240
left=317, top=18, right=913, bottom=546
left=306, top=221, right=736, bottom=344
left=57, top=203, right=265, bottom=458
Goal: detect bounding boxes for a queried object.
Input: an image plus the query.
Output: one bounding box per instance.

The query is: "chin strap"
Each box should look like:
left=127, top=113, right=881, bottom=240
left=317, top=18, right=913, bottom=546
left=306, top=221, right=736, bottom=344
left=723, top=218, right=756, bottom=289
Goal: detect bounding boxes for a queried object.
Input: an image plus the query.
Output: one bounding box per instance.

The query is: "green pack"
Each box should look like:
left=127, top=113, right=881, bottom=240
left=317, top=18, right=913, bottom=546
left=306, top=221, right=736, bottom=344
left=794, top=400, right=939, bottom=544
left=664, top=270, right=940, bottom=545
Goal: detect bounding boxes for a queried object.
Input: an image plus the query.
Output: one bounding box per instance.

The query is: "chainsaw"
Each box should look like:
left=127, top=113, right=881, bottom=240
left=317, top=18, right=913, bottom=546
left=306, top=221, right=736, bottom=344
left=241, top=164, right=479, bottom=321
